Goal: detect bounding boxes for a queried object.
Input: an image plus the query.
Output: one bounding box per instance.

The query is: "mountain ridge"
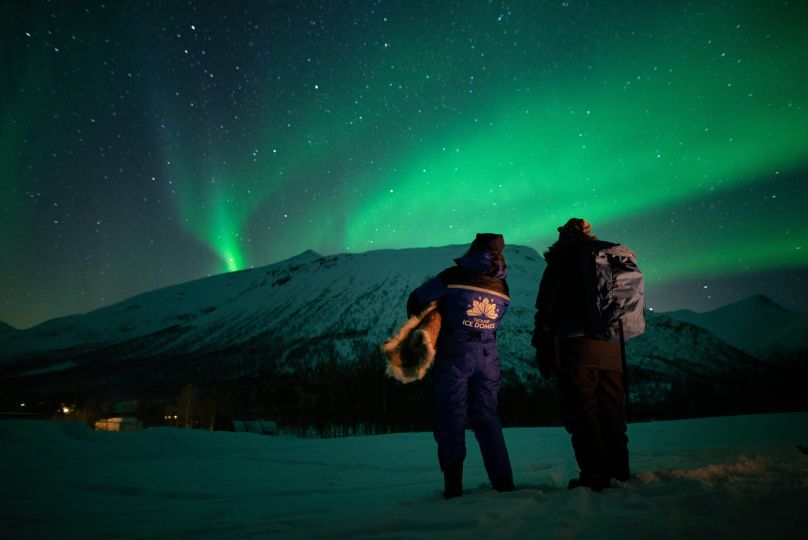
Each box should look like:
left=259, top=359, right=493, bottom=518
left=663, top=294, right=808, bottom=357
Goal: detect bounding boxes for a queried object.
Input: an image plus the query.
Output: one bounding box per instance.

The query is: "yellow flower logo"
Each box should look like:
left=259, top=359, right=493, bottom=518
left=466, top=297, right=499, bottom=319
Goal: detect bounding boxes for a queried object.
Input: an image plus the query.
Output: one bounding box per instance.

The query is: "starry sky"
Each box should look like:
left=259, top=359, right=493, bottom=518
left=2, top=0, right=807, bottom=329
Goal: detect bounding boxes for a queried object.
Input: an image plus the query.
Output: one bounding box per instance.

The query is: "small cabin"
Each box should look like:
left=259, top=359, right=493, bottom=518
left=94, top=417, right=142, bottom=432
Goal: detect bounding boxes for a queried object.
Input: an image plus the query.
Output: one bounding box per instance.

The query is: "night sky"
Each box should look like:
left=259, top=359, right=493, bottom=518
left=2, top=0, right=807, bottom=329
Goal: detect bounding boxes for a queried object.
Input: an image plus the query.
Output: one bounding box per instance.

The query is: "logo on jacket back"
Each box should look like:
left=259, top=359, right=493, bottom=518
left=467, top=297, right=499, bottom=319
left=464, top=296, right=499, bottom=329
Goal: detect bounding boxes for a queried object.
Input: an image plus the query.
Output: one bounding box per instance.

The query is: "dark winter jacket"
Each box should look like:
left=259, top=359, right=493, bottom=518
left=533, top=240, right=621, bottom=372
left=534, top=240, right=593, bottom=340
left=408, top=251, right=510, bottom=340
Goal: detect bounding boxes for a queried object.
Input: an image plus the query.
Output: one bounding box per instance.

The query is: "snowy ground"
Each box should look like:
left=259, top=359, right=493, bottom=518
left=2, top=413, right=807, bottom=540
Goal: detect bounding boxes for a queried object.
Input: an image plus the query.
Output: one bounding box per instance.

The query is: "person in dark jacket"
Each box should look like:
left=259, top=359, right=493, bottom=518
left=407, top=233, right=515, bottom=499
left=532, top=218, right=630, bottom=491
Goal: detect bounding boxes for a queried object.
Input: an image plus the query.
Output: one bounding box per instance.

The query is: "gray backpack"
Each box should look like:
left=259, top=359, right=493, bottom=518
left=582, top=241, right=645, bottom=341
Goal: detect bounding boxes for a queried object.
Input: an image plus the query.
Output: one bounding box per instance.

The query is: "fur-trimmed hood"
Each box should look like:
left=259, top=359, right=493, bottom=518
left=381, top=302, right=441, bottom=383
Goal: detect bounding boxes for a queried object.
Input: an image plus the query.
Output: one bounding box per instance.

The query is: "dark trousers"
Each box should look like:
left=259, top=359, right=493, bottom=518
left=558, top=364, right=629, bottom=481
left=432, top=339, right=513, bottom=489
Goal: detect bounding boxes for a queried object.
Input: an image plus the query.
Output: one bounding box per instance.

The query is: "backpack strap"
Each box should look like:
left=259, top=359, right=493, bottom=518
left=618, top=318, right=632, bottom=422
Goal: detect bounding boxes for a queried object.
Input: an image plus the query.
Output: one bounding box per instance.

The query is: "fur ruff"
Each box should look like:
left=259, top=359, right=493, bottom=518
left=381, top=302, right=441, bottom=383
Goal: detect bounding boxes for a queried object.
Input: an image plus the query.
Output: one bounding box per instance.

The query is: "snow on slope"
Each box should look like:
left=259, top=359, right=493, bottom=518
left=2, top=413, right=807, bottom=539
left=168, top=243, right=546, bottom=365
left=0, top=245, right=543, bottom=371
left=665, top=295, right=808, bottom=357
left=627, top=313, right=759, bottom=378
left=0, top=248, right=317, bottom=362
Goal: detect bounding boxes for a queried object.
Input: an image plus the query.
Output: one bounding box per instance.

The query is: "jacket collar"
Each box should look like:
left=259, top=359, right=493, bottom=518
left=454, top=251, right=507, bottom=279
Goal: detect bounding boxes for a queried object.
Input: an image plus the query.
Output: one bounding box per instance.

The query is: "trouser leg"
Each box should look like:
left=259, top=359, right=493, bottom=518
left=468, top=347, right=513, bottom=491
left=559, top=365, right=606, bottom=479
left=432, top=354, right=469, bottom=466
left=597, top=369, right=629, bottom=480
left=432, top=351, right=470, bottom=498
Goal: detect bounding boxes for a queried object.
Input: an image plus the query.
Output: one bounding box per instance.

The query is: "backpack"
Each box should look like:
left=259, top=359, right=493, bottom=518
left=581, top=241, right=645, bottom=341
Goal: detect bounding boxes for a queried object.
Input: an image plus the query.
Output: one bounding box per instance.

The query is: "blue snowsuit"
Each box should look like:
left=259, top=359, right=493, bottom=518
left=407, top=250, right=514, bottom=489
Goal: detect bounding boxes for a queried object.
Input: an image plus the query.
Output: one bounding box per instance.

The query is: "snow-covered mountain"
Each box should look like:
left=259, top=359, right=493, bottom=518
left=0, top=245, right=540, bottom=370
left=664, top=294, right=808, bottom=358
left=0, top=244, right=777, bottom=422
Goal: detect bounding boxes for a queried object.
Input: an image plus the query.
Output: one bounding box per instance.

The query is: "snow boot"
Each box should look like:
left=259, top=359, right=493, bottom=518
left=443, top=461, right=463, bottom=499
left=610, top=468, right=630, bottom=482
left=493, top=477, right=515, bottom=492
left=568, top=472, right=610, bottom=492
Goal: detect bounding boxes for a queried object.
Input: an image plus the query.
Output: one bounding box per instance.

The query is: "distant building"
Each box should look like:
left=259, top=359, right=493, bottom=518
left=94, top=417, right=142, bottom=432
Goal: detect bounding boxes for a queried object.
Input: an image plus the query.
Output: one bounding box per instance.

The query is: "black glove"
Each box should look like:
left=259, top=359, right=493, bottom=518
left=533, top=326, right=557, bottom=379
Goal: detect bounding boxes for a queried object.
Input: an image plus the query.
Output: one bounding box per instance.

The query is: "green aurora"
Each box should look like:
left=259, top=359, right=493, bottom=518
left=163, top=1, right=807, bottom=279
left=339, top=3, right=808, bottom=280
left=1, top=0, right=807, bottom=327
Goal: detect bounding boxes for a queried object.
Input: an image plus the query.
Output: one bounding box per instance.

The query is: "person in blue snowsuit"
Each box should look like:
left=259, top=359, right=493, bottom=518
left=406, top=233, right=515, bottom=499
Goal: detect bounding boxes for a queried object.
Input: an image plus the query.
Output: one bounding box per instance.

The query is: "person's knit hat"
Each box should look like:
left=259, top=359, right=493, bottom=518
left=470, top=233, right=505, bottom=254
left=557, top=218, right=592, bottom=239
left=455, top=233, right=507, bottom=278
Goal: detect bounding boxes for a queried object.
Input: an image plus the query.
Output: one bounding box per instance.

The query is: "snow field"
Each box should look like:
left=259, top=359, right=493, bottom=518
left=1, top=412, right=807, bottom=539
